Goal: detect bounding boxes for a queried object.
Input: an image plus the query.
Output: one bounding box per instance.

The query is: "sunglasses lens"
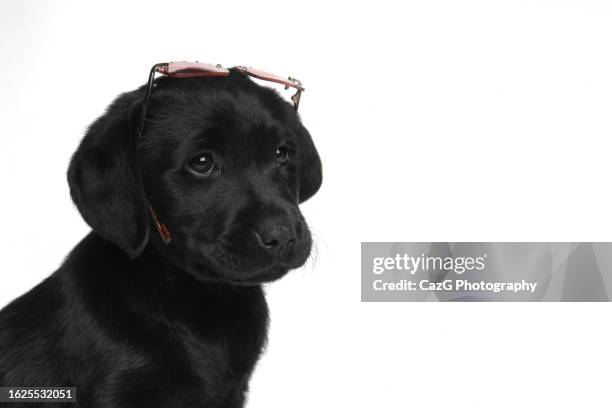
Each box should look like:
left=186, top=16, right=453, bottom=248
left=158, top=62, right=230, bottom=78
left=240, top=67, right=304, bottom=91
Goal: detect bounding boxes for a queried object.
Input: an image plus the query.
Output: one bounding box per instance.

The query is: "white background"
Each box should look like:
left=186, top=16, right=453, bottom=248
left=1, top=1, right=611, bottom=407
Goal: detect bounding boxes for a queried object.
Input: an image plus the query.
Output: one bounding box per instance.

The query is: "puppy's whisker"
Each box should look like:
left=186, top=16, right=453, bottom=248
left=308, top=228, right=330, bottom=255
left=310, top=240, right=320, bottom=268
left=296, top=227, right=321, bottom=276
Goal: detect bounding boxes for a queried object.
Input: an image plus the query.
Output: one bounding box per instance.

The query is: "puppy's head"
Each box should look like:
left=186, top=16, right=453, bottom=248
left=68, top=69, right=322, bottom=284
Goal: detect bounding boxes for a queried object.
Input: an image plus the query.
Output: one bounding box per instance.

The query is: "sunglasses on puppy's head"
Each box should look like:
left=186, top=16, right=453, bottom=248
left=137, top=61, right=305, bottom=244
left=137, top=61, right=305, bottom=139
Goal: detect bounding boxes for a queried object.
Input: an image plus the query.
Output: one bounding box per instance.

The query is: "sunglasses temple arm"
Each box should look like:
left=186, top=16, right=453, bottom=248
left=291, top=89, right=302, bottom=111
left=135, top=64, right=173, bottom=245
left=137, top=64, right=162, bottom=138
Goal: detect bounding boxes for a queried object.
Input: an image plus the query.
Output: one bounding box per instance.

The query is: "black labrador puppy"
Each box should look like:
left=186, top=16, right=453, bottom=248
left=0, top=69, right=322, bottom=407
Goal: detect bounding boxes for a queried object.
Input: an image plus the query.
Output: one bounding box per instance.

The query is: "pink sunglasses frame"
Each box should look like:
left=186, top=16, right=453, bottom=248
left=137, top=61, right=305, bottom=140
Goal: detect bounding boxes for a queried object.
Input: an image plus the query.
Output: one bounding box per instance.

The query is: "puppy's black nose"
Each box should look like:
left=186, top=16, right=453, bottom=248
left=254, top=222, right=295, bottom=255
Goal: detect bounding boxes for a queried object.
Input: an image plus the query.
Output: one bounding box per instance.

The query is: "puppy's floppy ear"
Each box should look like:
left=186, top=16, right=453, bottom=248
left=67, top=92, right=149, bottom=259
left=297, top=126, right=322, bottom=203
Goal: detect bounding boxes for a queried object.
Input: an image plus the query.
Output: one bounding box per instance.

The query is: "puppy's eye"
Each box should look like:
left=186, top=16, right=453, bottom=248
left=188, top=153, right=217, bottom=175
left=276, top=146, right=289, bottom=165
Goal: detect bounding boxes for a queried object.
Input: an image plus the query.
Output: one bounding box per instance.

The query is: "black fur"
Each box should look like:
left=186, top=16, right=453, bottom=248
left=0, top=69, right=322, bottom=407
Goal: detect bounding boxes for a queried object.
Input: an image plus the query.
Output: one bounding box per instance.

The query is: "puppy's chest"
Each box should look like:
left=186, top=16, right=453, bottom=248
left=177, top=313, right=267, bottom=377
left=96, top=306, right=268, bottom=408
left=165, top=293, right=269, bottom=380
left=154, top=307, right=267, bottom=405
left=111, top=283, right=269, bottom=405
